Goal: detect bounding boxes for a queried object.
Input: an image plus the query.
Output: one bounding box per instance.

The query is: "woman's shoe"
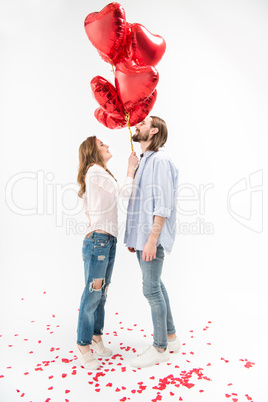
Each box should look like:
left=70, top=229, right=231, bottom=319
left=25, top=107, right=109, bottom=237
left=74, top=344, right=100, bottom=370
left=91, top=339, right=112, bottom=357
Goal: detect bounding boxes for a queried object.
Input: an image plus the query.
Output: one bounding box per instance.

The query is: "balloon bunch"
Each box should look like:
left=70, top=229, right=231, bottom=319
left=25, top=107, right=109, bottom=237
left=84, top=2, right=166, bottom=149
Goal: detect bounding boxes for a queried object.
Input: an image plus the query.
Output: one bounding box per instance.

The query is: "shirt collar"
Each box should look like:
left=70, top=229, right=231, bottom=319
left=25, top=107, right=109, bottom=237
left=142, top=150, right=155, bottom=158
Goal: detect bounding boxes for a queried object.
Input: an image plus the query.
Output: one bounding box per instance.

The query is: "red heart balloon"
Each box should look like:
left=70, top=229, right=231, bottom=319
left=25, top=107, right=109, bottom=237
left=84, top=2, right=126, bottom=64
left=128, top=23, right=166, bottom=66
left=129, top=90, right=157, bottom=126
left=115, top=60, right=159, bottom=111
left=90, top=76, right=124, bottom=115
left=94, top=107, right=127, bottom=129
left=94, top=90, right=157, bottom=129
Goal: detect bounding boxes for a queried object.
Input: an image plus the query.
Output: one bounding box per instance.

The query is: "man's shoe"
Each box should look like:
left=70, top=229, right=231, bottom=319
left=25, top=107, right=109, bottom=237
left=74, top=344, right=100, bottom=370
left=91, top=339, right=112, bottom=357
left=167, top=336, right=181, bottom=353
left=130, top=345, right=170, bottom=368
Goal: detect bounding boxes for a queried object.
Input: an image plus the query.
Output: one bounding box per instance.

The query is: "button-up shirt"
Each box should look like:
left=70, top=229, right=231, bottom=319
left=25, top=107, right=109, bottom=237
left=124, top=148, right=179, bottom=253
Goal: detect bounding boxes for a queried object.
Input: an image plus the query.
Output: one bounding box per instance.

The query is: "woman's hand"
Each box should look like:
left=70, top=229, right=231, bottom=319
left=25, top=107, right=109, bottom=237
left=127, top=152, right=139, bottom=176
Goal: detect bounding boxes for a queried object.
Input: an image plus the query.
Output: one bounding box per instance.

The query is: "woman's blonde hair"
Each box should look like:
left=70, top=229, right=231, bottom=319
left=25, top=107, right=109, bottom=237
left=77, top=136, right=116, bottom=198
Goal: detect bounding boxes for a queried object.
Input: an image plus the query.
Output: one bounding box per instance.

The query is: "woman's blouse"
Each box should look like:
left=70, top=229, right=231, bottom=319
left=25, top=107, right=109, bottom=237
left=83, top=164, right=133, bottom=238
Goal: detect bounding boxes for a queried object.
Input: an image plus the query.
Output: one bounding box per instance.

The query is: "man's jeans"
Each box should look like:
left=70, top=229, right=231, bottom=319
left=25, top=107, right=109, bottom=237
left=77, top=232, right=117, bottom=346
left=136, top=245, right=176, bottom=349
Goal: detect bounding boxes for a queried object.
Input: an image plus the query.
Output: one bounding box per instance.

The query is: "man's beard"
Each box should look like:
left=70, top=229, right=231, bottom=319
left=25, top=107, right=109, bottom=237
left=132, top=129, right=150, bottom=142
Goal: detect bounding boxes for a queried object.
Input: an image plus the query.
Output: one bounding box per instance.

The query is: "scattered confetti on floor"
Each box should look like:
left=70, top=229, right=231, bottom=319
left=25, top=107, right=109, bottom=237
left=0, top=292, right=257, bottom=402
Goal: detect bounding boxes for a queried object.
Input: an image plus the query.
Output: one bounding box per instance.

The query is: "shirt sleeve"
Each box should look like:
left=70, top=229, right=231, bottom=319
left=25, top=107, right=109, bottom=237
left=152, top=159, right=177, bottom=218
left=86, top=166, right=116, bottom=194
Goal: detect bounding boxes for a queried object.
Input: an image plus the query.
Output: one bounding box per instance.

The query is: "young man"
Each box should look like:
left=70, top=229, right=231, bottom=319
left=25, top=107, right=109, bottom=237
left=124, top=115, right=181, bottom=368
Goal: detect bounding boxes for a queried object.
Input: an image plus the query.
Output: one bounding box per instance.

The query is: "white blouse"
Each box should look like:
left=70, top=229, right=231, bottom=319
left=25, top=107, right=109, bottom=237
left=83, top=164, right=133, bottom=238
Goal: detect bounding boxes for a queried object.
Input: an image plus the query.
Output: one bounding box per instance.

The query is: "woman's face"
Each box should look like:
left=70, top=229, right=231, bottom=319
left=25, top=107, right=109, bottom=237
left=96, top=138, right=112, bottom=164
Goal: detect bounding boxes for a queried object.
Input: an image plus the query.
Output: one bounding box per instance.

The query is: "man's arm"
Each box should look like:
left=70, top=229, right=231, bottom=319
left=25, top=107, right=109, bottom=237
left=142, top=215, right=166, bottom=261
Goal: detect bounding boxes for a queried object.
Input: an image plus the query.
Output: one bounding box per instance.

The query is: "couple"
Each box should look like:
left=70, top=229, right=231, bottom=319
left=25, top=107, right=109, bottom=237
left=75, top=116, right=180, bottom=369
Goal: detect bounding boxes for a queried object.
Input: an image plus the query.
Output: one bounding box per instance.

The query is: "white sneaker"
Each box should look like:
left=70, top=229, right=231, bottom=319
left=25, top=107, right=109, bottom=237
left=130, top=345, right=170, bottom=368
left=74, top=344, right=100, bottom=370
left=91, top=339, right=112, bottom=357
left=167, top=337, right=181, bottom=353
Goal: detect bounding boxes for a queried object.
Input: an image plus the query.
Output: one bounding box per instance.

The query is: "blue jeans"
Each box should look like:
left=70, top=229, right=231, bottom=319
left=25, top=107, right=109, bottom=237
left=136, top=245, right=176, bottom=349
left=77, top=232, right=117, bottom=346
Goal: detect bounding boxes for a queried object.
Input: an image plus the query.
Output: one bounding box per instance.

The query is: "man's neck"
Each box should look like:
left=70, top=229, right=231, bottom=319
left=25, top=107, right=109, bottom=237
left=140, top=141, right=150, bottom=154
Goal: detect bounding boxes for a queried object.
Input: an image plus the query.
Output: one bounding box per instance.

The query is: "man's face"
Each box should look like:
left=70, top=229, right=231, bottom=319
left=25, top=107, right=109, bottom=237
left=132, top=116, right=153, bottom=142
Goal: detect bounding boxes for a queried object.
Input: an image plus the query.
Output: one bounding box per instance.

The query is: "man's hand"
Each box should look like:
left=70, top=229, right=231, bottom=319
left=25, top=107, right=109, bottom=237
left=142, top=240, right=157, bottom=262
left=128, top=247, right=136, bottom=253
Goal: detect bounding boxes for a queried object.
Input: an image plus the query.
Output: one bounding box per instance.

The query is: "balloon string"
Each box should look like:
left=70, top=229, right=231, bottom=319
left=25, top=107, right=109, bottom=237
left=110, top=59, right=133, bottom=152
left=125, top=112, right=134, bottom=152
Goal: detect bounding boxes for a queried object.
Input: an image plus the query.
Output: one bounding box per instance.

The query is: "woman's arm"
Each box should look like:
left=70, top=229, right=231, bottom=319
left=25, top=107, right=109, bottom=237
left=119, top=152, right=138, bottom=198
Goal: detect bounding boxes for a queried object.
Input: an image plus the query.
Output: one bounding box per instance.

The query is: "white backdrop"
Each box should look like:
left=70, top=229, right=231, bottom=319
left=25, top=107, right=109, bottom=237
left=1, top=1, right=267, bottom=401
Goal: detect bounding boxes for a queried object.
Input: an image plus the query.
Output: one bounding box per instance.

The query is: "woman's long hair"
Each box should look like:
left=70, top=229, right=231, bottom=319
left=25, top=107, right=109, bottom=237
left=77, top=136, right=116, bottom=198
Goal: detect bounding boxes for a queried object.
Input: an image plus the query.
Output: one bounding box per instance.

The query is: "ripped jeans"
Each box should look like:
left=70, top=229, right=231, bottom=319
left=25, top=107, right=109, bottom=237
left=77, top=232, right=117, bottom=346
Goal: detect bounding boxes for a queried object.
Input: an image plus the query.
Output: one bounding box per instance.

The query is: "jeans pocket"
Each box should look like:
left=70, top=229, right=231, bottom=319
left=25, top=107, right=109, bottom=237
left=156, top=246, right=165, bottom=259
left=94, top=238, right=110, bottom=248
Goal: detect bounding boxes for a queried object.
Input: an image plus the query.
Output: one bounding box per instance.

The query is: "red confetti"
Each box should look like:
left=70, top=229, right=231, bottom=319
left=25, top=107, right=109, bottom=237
left=106, top=383, right=112, bottom=387
left=115, top=388, right=121, bottom=392
left=62, top=373, right=67, bottom=378
left=244, top=361, right=255, bottom=369
left=225, top=394, right=231, bottom=398
left=65, top=390, right=70, bottom=394
left=245, top=395, right=252, bottom=401
left=170, top=392, right=174, bottom=396
left=48, top=387, right=53, bottom=390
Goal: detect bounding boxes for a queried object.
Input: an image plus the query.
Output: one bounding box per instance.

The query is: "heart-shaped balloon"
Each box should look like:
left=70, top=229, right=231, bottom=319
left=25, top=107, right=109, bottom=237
left=94, top=90, right=157, bottom=129
left=84, top=2, right=126, bottom=64
left=90, top=76, right=124, bottom=115
left=129, top=90, right=157, bottom=126
left=115, top=60, right=159, bottom=111
left=128, top=23, right=166, bottom=66
left=94, top=107, right=127, bottom=129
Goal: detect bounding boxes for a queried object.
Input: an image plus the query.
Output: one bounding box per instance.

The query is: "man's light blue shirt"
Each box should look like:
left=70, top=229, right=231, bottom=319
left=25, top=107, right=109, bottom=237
left=124, top=148, right=178, bottom=254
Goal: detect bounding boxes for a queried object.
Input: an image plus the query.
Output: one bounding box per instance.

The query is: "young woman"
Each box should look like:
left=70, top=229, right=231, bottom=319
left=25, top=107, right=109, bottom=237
left=75, top=136, right=138, bottom=370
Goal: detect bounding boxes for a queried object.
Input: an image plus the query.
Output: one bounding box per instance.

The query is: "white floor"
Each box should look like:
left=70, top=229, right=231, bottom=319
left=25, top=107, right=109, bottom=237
left=0, top=281, right=266, bottom=402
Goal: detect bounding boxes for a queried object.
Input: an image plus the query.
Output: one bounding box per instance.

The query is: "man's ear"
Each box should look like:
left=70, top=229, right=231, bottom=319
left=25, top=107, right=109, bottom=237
left=151, top=127, right=159, bottom=135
